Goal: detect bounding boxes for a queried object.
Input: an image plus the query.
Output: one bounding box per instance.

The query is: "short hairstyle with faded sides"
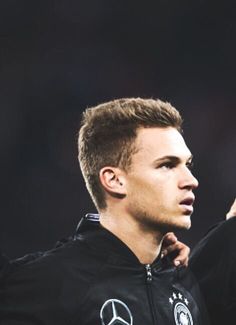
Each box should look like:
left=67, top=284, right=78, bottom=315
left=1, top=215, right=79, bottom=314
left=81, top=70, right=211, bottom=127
left=78, top=98, right=183, bottom=210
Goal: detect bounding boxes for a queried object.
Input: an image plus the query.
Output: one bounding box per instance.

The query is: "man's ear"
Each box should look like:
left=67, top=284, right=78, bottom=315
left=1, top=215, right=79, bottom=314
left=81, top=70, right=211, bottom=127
left=99, top=167, right=126, bottom=197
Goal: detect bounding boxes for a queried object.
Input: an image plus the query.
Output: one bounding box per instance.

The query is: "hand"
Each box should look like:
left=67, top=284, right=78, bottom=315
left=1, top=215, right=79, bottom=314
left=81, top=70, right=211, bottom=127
left=161, top=232, right=190, bottom=267
left=226, top=198, right=236, bottom=219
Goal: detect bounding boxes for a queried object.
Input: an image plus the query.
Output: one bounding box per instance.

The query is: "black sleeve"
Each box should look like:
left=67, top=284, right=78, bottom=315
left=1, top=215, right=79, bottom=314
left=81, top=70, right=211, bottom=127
left=190, top=218, right=236, bottom=325
left=0, top=251, right=10, bottom=277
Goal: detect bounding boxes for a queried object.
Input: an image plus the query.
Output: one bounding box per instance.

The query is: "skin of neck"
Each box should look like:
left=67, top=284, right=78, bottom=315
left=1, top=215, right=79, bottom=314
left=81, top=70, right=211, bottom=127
left=99, top=203, right=164, bottom=265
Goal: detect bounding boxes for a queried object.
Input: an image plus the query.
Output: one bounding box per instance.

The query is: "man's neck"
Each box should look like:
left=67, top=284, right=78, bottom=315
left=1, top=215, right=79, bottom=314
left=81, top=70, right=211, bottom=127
left=100, top=210, right=164, bottom=265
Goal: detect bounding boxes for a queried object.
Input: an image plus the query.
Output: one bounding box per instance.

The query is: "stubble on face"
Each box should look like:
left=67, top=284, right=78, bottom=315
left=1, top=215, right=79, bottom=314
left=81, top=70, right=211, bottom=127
left=124, top=127, right=196, bottom=234
left=126, top=191, right=192, bottom=235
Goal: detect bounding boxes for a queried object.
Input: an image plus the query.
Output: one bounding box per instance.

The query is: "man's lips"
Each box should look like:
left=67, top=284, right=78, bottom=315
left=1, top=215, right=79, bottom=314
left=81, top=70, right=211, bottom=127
left=179, top=197, right=195, bottom=206
left=179, top=196, right=195, bottom=213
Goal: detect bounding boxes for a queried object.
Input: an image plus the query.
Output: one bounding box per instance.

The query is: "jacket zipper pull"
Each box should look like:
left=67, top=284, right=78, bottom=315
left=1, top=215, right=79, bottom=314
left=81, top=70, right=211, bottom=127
left=145, top=264, right=152, bottom=283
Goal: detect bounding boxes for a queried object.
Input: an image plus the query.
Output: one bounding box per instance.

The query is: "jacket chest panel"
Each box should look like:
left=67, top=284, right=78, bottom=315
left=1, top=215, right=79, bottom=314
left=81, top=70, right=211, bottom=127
left=76, top=266, right=204, bottom=325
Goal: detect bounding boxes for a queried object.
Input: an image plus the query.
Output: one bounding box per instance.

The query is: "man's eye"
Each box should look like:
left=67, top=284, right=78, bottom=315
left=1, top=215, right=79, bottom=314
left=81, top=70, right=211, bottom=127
left=159, top=162, right=175, bottom=169
left=186, top=161, right=194, bottom=170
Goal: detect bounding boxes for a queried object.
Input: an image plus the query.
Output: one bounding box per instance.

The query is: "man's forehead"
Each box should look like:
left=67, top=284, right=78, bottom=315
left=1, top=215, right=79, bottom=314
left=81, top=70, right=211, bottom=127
left=135, top=126, right=186, bottom=146
left=134, top=127, right=192, bottom=159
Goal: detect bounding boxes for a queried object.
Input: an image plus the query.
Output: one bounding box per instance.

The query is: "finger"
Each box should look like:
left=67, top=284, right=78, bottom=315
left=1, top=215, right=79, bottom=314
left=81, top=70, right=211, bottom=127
left=173, top=245, right=190, bottom=267
left=162, top=242, right=190, bottom=267
left=162, top=232, right=177, bottom=247
left=226, top=199, right=236, bottom=219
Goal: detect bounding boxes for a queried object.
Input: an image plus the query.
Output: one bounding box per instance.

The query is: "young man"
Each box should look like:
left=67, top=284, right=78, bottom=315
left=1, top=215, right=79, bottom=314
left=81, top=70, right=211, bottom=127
left=0, top=98, right=209, bottom=324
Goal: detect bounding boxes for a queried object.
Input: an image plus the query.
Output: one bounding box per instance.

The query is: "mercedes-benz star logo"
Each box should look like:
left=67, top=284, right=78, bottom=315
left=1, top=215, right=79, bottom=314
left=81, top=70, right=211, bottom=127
left=100, top=299, right=133, bottom=325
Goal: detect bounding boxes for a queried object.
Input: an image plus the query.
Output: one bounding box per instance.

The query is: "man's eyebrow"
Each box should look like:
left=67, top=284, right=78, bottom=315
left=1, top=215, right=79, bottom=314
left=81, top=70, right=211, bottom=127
left=153, top=155, right=193, bottom=163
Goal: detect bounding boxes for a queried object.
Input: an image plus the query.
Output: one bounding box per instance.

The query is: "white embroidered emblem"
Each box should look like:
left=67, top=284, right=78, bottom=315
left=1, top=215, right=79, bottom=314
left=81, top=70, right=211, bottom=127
left=100, top=299, right=133, bottom=325
left=169, top=291, right=193, bottom=325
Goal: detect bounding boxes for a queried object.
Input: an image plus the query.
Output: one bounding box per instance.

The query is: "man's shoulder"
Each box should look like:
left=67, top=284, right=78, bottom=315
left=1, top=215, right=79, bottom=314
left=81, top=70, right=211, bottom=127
left=1, top=214, right=107, bottom=286
left=2, top=235, right=102, bottom=284
left=0, top=238, right=97, bottom=321
left=0, top=235, right=108, bottom=315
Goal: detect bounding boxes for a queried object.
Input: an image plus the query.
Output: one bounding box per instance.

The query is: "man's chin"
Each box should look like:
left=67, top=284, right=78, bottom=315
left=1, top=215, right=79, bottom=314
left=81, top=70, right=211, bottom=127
left=167, top=215, right=192, bottom=231
left=137, top=213, right=192, bottom=233
left=177, top=215, right=192, bottom=230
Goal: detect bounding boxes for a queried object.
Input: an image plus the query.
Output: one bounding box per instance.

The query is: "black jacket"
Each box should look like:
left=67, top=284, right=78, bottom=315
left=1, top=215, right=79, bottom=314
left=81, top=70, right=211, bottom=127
left=190, top=217, right=236, bottom=325
left=0, top=214, right=209, bottom=324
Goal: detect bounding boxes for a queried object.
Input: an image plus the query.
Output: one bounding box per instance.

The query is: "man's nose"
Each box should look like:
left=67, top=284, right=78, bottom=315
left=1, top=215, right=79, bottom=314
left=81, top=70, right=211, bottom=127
left=179, top=168, right=199, bottom=190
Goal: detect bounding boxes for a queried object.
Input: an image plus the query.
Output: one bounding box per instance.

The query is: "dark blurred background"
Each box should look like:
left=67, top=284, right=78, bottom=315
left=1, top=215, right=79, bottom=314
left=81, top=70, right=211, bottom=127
left=0, top=0, right=235, bottom=258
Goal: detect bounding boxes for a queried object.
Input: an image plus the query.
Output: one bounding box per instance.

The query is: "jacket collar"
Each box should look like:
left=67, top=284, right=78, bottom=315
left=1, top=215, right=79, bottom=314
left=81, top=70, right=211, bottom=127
left=75, top=213, right=172, bottom=269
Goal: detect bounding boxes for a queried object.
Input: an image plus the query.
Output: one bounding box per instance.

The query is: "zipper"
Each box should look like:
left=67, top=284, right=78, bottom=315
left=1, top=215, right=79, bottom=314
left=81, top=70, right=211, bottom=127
left=145, top=264, right=158, bottom=324
left=145, top=264, right=152, bottom=283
